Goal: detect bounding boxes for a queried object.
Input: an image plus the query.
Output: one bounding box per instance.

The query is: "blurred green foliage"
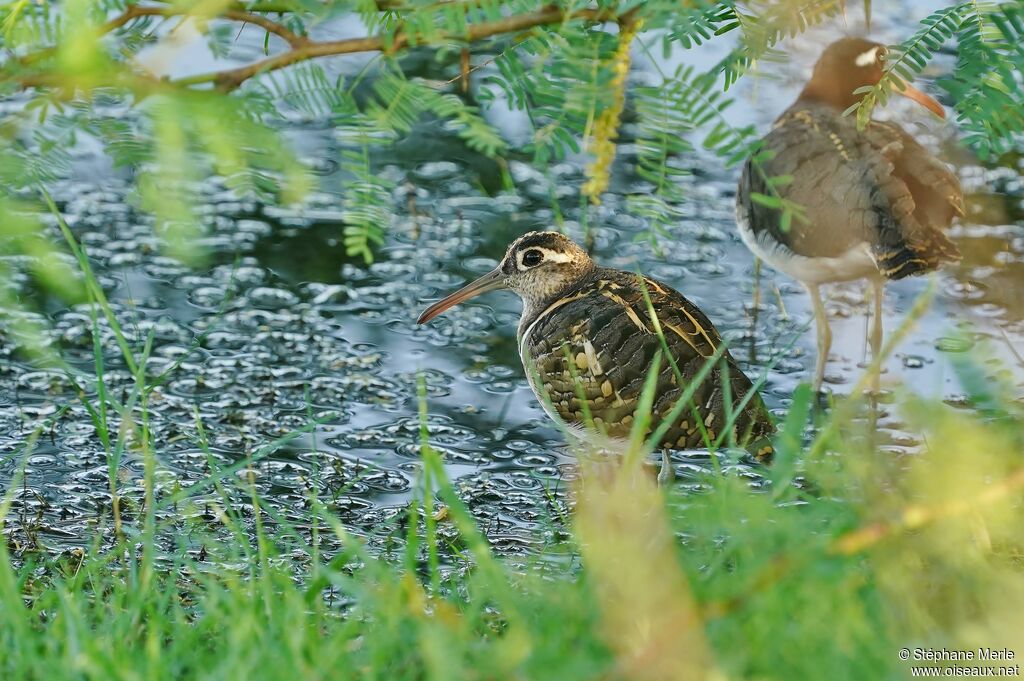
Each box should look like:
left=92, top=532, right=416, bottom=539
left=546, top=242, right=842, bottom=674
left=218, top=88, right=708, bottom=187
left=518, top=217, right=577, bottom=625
left=0, top=0, right=1021, bottom=273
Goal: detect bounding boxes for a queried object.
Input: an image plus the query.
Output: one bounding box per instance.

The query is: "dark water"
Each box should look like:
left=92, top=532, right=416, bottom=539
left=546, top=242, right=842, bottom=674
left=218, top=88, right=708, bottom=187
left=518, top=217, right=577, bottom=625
left=1, top=3, right=1022, bottom=560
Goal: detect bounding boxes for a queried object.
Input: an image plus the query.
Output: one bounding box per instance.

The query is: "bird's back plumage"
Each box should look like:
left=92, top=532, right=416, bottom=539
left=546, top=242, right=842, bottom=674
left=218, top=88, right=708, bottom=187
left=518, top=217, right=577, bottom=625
left=519, top=269, right=774, bottom=454
left=738, top=101, right=963, bottom=281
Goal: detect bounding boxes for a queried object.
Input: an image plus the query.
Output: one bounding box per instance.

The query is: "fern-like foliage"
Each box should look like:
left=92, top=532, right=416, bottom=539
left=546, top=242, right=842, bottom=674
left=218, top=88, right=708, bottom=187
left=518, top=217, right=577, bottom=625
left=848, top=4, right=964, bottom=125
left=1, top=0, right=61, bottom=48
left=367, top=69, right=506, bottom=156
left=628, top=48, right=807, bottom=247
left=338, top=142, right=392, bottom=265
left=944, top=2, right=1024, bottom=157
left=263, top=62, right=348, bottom=118
left=850, top=1, right=1024, bottom=157
left=629, top=74, right=697, bottom=245
left=484, top=25, right=620, bottom=166
left=716, top=0, right=845, bottom=89
left=0, top=0, right=1022, bottom=273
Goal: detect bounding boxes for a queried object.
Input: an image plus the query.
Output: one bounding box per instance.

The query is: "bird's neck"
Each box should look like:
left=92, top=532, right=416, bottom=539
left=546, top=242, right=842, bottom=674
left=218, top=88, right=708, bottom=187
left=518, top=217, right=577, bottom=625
left=797, top=79, right=856, bottom=113
left=516, top=267, right=595, bottom=340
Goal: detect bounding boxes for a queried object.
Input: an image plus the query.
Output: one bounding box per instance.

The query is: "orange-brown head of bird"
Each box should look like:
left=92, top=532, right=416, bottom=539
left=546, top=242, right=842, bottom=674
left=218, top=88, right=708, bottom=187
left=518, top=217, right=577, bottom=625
left=800, top=37, right=945, bottom=118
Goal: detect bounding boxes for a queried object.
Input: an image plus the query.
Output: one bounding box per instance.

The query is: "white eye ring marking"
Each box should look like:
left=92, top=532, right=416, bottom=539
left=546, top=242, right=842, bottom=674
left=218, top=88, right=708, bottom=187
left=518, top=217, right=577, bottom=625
left=516, top=247, right=572, bottom=271
left=855, top=46, right=882, bottom=67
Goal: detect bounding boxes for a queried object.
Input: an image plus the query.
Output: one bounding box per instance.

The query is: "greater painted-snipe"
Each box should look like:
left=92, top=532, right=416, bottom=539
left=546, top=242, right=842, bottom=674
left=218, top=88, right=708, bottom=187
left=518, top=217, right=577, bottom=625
left=737, top=37, right=963, bottom=393
left=418, top=231, right=775, bottom=482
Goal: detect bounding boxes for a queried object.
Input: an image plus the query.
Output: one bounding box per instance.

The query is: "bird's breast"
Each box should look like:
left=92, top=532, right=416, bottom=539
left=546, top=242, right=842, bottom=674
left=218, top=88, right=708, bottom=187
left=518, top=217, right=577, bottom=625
left=518, top=288, right=650, bottom=440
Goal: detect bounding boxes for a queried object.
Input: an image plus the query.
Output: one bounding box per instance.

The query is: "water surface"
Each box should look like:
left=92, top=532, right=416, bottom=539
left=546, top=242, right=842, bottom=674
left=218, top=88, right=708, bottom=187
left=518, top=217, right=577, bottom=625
left=1, top=2, right=1022, bottom=560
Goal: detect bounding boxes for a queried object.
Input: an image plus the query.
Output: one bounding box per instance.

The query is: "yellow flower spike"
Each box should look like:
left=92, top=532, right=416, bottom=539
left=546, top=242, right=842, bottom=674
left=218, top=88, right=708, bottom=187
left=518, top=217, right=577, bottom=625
left=582, top=18, right=643, bottom=205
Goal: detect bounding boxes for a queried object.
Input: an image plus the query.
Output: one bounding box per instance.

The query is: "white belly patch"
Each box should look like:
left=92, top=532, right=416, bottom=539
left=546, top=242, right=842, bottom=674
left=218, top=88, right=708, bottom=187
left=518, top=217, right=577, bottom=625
left=735, top=203, right=877, bottom=283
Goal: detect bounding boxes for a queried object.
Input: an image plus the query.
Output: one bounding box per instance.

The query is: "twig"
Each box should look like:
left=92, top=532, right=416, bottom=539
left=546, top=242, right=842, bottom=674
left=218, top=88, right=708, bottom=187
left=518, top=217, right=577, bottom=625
left=173, top=6, right=617, bottom=90
left=9, top=3, right=619, bottom=95
left=17, top=2, right=305, bottom=69
left=109, top=5, right=308, bottom=47
left=830, top=466, right=1024, bottom=555
left=223, top=8, right=308, bottom=47
left=13, top=2, right=618, bottom=92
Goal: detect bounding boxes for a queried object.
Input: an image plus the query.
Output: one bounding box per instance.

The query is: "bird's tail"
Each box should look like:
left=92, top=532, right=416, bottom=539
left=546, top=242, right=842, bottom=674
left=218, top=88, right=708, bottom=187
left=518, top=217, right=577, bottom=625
left=875, top=228, right=960, bottom=280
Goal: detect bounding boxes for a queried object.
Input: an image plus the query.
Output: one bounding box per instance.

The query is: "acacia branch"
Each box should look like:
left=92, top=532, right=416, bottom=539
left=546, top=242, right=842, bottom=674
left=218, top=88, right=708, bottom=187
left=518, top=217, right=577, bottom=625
left=111, top=4, right=308, bottom=47
left=17, top=1, right=306, bottom=68
left=10, top=3, right=618, bottom=94
left=173, top=6, right=617, bottom=91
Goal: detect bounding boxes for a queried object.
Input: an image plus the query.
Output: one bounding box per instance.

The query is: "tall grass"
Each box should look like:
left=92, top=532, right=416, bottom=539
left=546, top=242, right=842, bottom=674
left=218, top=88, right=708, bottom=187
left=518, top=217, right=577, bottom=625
left=2, top=210, right=1024, bottom=680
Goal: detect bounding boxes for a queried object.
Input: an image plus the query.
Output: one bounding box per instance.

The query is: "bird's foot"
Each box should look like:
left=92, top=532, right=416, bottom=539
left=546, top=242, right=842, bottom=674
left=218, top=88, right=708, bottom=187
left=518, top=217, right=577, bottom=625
left=811, top=383, right=834, bottom=412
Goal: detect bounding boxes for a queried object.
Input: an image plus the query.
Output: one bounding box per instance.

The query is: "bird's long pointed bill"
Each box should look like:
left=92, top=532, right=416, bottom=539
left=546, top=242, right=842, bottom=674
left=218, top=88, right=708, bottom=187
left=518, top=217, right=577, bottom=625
left=417, top=268, right=506, bottom=324
left=895, top=82, right=945, bottom=119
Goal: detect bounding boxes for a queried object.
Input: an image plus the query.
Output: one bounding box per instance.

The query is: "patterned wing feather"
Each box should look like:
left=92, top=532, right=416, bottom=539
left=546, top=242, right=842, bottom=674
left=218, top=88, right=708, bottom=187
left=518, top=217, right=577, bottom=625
left=522, top=271, right=774, bottom=455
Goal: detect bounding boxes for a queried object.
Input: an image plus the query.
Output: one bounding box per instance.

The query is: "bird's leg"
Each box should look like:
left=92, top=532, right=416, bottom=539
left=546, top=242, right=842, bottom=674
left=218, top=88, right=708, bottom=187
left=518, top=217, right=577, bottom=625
left=806, top=283, right=831, bottom=395
left=657, top=450, right=675, bottom=487
left=749, top=257, right=762, bottom=364
left=868, top=279, right=884, bottom=395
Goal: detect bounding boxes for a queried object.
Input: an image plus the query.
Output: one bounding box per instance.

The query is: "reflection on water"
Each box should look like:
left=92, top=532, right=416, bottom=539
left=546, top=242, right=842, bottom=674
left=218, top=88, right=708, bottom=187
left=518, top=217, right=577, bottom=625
left=0, top=2, right=1022, bottom=559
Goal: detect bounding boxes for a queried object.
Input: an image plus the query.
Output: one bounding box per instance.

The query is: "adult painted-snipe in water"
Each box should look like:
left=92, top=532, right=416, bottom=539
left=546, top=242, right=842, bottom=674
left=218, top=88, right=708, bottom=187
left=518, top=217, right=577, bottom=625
left=418, top=232, right=775, bottom=482
left=737, top=37, right=963, bottom=393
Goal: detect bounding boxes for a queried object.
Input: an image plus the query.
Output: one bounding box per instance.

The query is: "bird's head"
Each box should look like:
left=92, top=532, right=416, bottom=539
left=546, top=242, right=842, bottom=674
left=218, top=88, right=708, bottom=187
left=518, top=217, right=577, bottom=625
left=801, top=37, right=945, bottom=118
left=417, top=231, right=595, bottom=324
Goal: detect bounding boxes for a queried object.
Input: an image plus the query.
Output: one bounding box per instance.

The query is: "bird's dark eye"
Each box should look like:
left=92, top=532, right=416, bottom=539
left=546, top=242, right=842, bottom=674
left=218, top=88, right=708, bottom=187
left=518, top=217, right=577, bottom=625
left=522, top=249, right=544, bottom=267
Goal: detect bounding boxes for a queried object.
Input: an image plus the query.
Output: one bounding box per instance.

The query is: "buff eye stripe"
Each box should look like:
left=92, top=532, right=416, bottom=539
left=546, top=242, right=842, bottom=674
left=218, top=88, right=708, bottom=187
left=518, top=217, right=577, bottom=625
left=516, top=246, right=573, bottom=270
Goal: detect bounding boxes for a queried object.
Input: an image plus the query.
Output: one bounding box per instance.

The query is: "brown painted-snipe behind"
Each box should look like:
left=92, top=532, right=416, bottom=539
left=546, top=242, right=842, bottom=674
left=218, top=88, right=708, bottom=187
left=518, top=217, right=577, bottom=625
left=737, top=37, right=963, bottom=393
